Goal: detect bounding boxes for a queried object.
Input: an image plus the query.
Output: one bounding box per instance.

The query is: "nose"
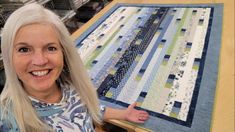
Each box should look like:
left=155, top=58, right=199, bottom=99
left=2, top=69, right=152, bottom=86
left=31, top=51, right=48, bottom=66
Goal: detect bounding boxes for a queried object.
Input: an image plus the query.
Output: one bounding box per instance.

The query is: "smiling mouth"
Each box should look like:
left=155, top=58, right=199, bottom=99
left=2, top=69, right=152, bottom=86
left=30, top=70, right=52, bottom=76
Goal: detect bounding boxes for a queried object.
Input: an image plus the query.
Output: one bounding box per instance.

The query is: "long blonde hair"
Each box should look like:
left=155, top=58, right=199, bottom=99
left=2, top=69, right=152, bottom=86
left=0, top=3, right=101, bottom=131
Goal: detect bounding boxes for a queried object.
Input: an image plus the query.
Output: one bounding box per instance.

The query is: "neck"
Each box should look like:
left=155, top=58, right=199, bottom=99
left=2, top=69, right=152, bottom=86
left=33, top=89, right=62, bottom=103
left=26, top=84, right=62, bottom=103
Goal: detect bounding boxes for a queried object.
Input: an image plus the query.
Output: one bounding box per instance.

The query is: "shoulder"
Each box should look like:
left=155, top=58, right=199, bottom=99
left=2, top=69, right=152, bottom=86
left=0, top=105, right=19, bottom=131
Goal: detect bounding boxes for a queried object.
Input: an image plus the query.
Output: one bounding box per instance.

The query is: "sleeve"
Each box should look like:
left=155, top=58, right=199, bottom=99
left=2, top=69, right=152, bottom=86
left=0, top=107, right=20, bottom=132
left=0, top=119, right=14, bottom=132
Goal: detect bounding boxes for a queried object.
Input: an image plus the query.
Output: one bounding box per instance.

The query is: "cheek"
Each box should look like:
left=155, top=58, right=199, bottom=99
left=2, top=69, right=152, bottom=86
left=13, top=56, right=26, bottom=75
left=58, top=59, right=64, bottom=71
left=13, top=61, right=28, bottom=81
left=12, top=52, right=32, bottom=81
left=55, top=54, right=64, bottom=70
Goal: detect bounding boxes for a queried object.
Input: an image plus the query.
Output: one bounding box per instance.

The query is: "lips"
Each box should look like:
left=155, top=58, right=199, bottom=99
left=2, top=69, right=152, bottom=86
left=30, top=69, right=51, bottom=76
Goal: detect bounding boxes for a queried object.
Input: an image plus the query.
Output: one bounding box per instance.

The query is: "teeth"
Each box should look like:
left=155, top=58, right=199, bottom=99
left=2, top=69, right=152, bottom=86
left=32, top=70, right=49, bottom=76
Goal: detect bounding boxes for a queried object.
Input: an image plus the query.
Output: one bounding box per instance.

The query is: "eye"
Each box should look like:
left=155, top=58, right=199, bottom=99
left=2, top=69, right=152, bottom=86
left=48, top=46, right=57, bottom=51
left=18, top=47, right=29, bottom=53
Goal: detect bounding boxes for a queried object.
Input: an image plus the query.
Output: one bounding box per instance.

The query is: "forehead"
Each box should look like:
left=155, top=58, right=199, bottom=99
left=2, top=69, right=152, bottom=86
left=17, top=23, right=56, bottom=33
left=14, top=23, right=60, bottom=45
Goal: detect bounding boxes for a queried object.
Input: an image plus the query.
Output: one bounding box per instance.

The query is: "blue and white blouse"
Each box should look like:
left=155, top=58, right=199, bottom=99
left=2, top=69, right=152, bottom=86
left=0, top=84, right=97, bottom=132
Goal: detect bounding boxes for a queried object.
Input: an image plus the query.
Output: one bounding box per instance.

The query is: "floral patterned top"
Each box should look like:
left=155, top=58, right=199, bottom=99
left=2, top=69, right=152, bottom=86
left=0, top=84, right=96, bottom=132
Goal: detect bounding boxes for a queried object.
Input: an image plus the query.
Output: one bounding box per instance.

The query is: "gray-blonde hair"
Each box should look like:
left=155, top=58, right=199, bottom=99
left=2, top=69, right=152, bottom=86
left=0, top=3, right=101, bottom=131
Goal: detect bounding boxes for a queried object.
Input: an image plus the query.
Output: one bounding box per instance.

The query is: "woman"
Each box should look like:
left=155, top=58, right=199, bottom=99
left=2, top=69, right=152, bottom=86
left=0, top=3, right=149, bottom=132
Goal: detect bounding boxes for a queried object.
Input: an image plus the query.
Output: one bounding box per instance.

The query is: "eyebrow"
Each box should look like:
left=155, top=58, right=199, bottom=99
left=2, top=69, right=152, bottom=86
left=47, top=42, right=60, bottom=46
left=14, top=42, right=59, bottom=46
left=14, top=42, right=29, bottom=47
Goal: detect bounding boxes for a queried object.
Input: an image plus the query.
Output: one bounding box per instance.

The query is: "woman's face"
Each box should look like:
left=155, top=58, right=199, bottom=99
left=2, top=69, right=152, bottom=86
left=13, top=23, right=64, bottom=96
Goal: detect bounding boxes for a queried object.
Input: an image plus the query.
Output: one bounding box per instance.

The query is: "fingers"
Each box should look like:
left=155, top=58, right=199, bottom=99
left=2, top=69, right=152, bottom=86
left=137, top=111, right=149, bottom=122
left=138, top=113, right=149, bottom=120
left=135, top=120, right=145, bottom=123
left=127, top=102, right=150, bottom=123
left=136, top=114, right=148, bottom=123
left=138, top=110, right=149, bottom=118
left=132, top=102, right=137, bottom=106
left=129, top=102, right=137, bottom=109
left=139, top=110, right=149, bottom=115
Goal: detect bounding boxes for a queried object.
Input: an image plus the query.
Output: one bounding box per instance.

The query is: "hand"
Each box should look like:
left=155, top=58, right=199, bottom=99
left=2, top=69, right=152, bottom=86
left=124, top=102, right=149, bottom=123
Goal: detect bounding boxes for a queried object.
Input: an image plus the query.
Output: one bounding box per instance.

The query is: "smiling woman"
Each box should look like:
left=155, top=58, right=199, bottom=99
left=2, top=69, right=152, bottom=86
left=0, top=4, right=102, bottom=131
left=0, top=3, right=149, bottom=132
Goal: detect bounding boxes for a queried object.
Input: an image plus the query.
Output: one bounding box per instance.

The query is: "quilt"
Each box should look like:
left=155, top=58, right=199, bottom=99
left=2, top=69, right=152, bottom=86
left=75, top=3, right=223, bottom=132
